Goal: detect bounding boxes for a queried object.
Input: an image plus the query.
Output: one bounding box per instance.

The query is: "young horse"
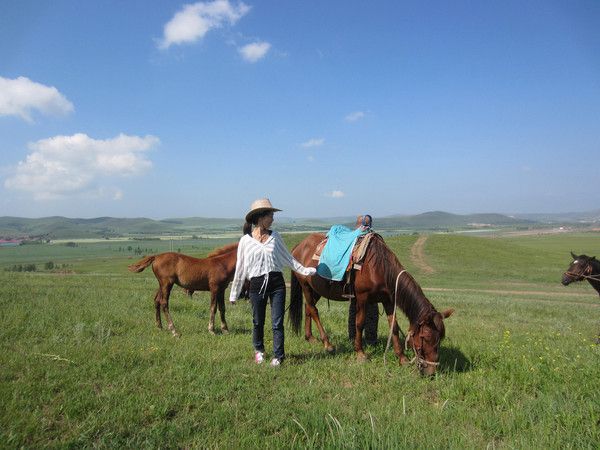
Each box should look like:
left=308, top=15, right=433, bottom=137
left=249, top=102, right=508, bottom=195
left=562, top=252, right=600, bottom=342
left=290, top=233, right=453, bottom=375
left=128, top=243, right=238, bottom=337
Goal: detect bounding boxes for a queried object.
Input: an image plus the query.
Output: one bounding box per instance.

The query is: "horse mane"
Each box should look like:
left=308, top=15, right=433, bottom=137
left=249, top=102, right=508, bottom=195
left=368, top=234, right=437, bottom=326
left=207, top=243, right=238, bottom=257
left=579, top=254, right=600, bottom=268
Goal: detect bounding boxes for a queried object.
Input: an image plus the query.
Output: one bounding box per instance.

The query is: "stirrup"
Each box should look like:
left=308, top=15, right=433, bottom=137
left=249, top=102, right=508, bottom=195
left=341, top=283, right=355, bottom=299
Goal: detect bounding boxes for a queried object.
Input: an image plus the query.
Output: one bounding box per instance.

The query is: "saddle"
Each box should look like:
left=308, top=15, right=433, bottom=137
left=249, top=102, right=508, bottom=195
left=312, top=231, right=376, bottom=297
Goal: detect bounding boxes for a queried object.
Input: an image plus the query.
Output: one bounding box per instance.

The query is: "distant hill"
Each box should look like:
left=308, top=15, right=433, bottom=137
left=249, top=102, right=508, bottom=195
left=376, top=211, right=531, bottom=230
left=512, top=210, right=600, bottom=224
left=1, top=210, right=597, bottom=240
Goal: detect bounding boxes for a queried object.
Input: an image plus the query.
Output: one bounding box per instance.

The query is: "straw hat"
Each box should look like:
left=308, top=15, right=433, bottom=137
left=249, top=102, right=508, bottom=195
left=245, top=198, right=282, bottom=222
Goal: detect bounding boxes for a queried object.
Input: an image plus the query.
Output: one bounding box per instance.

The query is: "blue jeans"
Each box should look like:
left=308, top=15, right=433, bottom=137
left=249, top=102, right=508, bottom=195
left=249, top=278, right=286, bottom=360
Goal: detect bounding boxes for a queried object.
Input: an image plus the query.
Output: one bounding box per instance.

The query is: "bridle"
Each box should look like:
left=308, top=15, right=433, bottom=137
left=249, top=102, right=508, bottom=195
left=564, top=266, right=600, bottom=282
left=383, top=269, right=441, bottom=370
left=405, top=329, right=440, bottom=371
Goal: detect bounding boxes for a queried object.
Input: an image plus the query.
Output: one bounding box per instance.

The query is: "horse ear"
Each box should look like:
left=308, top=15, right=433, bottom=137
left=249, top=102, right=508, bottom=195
left=571, top=251, right=578, bottom=260
left=592, top=256, right=597, bottom=261
left=441, top=308, right=454, bottom=319
left=433, top=313, right=444, bottom=331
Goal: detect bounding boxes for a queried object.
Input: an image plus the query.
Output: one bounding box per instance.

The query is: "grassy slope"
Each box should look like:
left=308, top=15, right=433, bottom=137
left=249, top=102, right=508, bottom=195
left=0, top=232, right=598, bottom=448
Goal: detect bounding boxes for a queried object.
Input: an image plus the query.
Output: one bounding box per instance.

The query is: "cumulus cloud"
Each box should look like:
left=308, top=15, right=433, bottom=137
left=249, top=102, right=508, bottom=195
left=345, top=111, right=365, bottom=122
left=239, top=41, right=271, bottom=62
left=0, top=76, right=74, bottom=122
left=301, top=138, right=325, bottom=148
left=4, top=133, right=159, bottom=200
left=159, top=0, right=250, bottom=49
left=327, top=190, right=345, bottom=198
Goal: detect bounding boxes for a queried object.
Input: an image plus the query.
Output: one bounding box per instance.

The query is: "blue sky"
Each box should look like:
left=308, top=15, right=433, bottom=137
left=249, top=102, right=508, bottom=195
left=1, top=1, right=599, bottom=219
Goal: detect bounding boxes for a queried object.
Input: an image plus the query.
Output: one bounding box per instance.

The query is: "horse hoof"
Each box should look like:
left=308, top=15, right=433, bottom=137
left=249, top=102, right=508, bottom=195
left=305, top=336, right=318, bottom=344
left=208, top=329, right=216, bottom=335
left=325, top=345, right=335, bottom=353
left=356, top=353, right=368, bottom=363
left=221, top=328, right=229, bottom=335
left=399, top=357, right=410, bottom=366
left=172, top=331, right=181, bottom=338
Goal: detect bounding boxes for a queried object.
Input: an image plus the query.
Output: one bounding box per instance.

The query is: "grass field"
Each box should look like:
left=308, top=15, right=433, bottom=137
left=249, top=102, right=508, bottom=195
left=1, top=232, right=599, bottom=448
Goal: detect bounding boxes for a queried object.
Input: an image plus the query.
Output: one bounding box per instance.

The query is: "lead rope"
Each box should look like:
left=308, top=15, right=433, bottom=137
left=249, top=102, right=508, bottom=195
left=383, top=269, right=441, bottom=370
left=565, top=271, right=600, bottom=281
left=383, top=270, right=406, bottom=365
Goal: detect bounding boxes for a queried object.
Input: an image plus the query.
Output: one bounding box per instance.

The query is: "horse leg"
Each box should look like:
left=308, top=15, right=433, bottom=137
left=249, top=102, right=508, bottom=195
left=383, top=302, right=409, bottom=365
left=154, top=289, right=162, bottom=329
left=217, top=289, right=228, bottom=334
left=301, top=285, right=318, bottom=344
left=353, top=299, right=368, bottom=362
left=159, top=282, right=179, bottom=337
left=304, top=300, right=334, bottom=353
left=208, top=290, right=217, bottom=335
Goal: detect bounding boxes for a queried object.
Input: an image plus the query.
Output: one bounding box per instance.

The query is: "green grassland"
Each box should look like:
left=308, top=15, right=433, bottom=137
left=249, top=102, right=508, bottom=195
left=1, top=232, right=599, bottom=448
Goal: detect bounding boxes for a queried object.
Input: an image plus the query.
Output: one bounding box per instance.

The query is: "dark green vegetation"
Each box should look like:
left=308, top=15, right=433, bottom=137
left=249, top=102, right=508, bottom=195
left=1, top=232, right=599, bottom=447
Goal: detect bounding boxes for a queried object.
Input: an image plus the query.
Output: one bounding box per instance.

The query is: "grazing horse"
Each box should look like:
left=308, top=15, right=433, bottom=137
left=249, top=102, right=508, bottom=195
left=290, top=233, right=453, bottom=375
left=562, top=252, right=600, bottom=342
left=128, top=243, right=238, bottom=337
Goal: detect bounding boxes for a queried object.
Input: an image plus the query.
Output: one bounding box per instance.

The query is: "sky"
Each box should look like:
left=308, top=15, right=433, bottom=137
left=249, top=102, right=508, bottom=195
left=1, top=0, right=599, bottom=219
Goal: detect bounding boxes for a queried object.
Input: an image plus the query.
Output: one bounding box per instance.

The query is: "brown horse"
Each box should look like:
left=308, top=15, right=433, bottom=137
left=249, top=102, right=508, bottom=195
left=290, top=233, right=453, bottom=375
left=128, top=243, right=238, bottom=337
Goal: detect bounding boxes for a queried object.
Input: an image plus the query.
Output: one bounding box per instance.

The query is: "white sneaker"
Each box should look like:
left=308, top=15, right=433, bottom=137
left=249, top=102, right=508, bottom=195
left=270, top=357, right=281, bottom=367
left=254, top=351, right=264, bottom=364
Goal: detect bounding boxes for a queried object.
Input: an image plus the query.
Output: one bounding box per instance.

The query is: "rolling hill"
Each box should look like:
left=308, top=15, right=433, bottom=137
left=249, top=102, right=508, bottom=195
left=2, top=209, right=599, bottom=240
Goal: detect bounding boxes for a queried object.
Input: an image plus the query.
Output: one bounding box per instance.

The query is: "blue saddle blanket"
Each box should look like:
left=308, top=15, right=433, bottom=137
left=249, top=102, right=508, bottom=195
left=317, top=225, right=367, bottom=281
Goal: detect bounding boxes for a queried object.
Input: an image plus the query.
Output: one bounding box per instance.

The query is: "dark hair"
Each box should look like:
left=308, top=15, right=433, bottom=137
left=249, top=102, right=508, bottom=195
left=243, top=210, right=273, bottom=235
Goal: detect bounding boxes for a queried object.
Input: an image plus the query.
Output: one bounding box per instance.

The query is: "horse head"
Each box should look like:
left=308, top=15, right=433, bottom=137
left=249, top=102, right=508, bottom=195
left=562, top=252, right=596, bottom=285
left=407, top=308, right=454, bottom=376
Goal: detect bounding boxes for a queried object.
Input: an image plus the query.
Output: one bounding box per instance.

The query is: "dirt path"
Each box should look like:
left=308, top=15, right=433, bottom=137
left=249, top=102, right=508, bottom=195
left=423, top=287, right=599, bottom=308
left=410, top=235, right=435, bottom=274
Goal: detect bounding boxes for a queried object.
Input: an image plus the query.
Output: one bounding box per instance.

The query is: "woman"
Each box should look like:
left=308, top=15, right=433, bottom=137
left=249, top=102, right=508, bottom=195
left=229, top=198, right=316, bottom=366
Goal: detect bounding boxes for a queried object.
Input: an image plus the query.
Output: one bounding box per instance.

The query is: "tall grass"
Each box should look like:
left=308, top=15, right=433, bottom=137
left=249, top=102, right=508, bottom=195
left=0, top=233, right=599, bottom=448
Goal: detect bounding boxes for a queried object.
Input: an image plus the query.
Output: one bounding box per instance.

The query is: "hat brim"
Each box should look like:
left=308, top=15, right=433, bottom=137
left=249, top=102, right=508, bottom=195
left=245, top=207, right=282, bottom=223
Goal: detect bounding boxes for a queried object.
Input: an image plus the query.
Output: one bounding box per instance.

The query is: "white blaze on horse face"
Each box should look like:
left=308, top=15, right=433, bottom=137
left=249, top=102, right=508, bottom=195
left=573, top=260, right=578, bottom=264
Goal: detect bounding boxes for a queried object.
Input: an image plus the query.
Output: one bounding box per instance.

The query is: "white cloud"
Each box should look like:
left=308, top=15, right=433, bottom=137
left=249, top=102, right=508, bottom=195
left=345, top=111, right=365, bottom=122
left=4, top=133, right=159, bottom=200
left=301, top=138, right=325, bottom=148
left=327, top=190, right=345, bottom=198
left=0, top=76, right=74, bottom=122
left=159, top=0, right=250, bottom=49
left=239, top=41, right=271, bottom=62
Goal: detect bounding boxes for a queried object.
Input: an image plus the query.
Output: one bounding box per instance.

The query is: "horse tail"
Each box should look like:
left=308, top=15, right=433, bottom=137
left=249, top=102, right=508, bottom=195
left=289, top=271, right=303, bottom=335
left=128, top=255, right=156, bottom=273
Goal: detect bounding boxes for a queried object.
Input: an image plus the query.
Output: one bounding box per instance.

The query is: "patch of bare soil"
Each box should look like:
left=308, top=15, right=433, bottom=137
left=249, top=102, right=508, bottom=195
left=424, top=287, right=599, bottom=307
left=410, top=235, right=434, bottom=274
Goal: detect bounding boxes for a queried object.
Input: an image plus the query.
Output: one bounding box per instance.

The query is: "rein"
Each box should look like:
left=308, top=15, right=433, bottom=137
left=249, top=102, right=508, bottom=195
left=565, top=271, right=600, bottom=281
left=383, top=269, right=439, bottom=370
left=383, top=269, right=406, bottom=364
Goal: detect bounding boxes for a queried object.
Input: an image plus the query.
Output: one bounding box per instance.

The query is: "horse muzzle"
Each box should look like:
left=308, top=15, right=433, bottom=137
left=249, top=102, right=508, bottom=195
left=420, top=363, right=437, bottom=377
